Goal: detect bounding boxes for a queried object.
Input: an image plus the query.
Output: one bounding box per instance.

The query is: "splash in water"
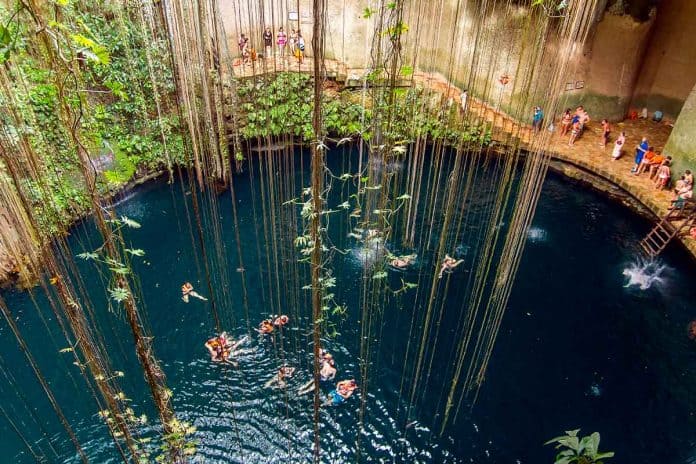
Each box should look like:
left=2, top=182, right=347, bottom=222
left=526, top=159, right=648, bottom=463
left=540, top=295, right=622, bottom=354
left=526, top=226, right=548, bottom=243
left=622, top=260, right=666, bottom=290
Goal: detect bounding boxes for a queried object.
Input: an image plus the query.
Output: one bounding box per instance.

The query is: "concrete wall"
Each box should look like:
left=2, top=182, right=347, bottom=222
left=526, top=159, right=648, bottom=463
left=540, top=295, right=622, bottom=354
left=630, top=0, right=696, bottom=120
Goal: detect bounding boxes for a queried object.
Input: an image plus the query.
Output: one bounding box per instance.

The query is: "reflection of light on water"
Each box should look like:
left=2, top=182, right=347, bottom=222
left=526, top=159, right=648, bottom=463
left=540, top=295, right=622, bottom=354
left=623, top=259, right=666, bottom=290
left=347, top=230, right=386, bottom=268
left=526, top=226, right=548, bottom=243
left=587, top=382, right=601, bottom=397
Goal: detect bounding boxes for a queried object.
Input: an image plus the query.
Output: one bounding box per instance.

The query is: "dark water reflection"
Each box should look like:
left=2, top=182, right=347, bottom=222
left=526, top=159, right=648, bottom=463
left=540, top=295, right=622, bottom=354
left=1, top=150, right=696, bottom=463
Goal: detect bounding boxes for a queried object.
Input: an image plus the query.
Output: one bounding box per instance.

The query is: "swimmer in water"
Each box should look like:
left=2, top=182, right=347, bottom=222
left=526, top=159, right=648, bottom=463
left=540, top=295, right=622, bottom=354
left=256, top=319, right=275, bottom=334
left=273, top=314, right=289, bottom=327
left=325, top=379, right=357, bottom=406
left=264, top=365, right=296, bottom=388
left=390, top=254, right=416, bottom=269
left=688, top=321, right=696, bottom=340
left=204, top=333, right=247, bottom=366
left=438, top=254, right=464, bottom=279
left=298, top=350, right=337, bottom=395
left=181, top=282, right=208, bottom=303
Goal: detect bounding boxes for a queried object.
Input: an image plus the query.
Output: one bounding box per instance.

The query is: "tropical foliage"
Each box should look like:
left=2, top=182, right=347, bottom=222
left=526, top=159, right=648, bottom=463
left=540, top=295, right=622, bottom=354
left=545, top=429, right=615, bottom=464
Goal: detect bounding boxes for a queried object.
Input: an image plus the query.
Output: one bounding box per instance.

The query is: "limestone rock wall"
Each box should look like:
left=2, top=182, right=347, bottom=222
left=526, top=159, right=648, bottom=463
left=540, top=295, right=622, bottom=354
left=630, top=0, right=696, bottom=120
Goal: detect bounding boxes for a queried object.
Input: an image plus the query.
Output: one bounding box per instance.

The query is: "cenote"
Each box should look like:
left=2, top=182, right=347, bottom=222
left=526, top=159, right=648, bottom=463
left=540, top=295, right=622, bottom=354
left=1, top=147, right=696, bottom=463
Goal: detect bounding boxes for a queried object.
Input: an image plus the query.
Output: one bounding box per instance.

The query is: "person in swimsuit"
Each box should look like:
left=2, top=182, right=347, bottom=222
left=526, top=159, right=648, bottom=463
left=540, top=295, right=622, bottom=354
left=205, top=333, right=248, bottom=365
left=600, top=119, right=611, bottom=148
left=181, top=282, right=208, bottom=303
left=298, top=350, right=337, bottom=395
left=438, top=254, right=464, bottom=279
left=257, top=319, right=275, bottom=334
left=568, top=121, right=580, bottom=146
left=390, top=254, right=416, bottom=269
left=655, top=161, right=671, bottom=190
left=325, top=379, right=357, bottom=406
left=559, top=108, right=572, bottom=137
left=265, top=365, right=296, bottom=388
left=273, top=315, right=289, bottom=327
left=277, top=27, right=287, bottom=57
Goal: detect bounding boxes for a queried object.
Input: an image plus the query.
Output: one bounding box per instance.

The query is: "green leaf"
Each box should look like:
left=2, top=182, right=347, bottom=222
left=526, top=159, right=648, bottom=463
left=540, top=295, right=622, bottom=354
left=125, top=248, right=145, bottom=257
left=71, top=34, right=110, bottom=65
left=109, top=287, right=130, bottom=302
left=372, top=271, right=387, bottom=280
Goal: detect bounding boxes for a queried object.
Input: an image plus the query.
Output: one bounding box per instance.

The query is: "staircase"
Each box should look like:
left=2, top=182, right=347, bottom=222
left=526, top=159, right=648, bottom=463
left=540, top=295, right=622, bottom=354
left=640, top=204, right=696, bottom=258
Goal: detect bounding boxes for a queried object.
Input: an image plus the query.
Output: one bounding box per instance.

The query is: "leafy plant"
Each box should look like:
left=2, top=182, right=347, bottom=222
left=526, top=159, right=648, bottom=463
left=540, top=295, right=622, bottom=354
left=545, top=429, right=614, bottom=464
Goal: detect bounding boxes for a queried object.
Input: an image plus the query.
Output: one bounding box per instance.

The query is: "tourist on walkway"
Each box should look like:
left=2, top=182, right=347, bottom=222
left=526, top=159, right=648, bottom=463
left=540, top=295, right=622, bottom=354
left=559, top=108, right=572, bottom=137
left=611, top=136, right=623, bottom=160
left=684, top=170, right=693, bottom=188
left=277, top=27, right=287, bottom=57
left=263, top=27, right=273, bottom=58
left=600, top=119, right=611, bottom=148
left=239, top=34, right=250, bottom=65
left=289, top=29, right=298, bottom=56
left=648, top=153, right=668, bottom=179
left=296, top=31, right=305, bottom=64
left=532, top=106, right=544, bottom=132
left=635, top=146, right=656, bottom=175
left=655, top=160, right=671, bottom=190
left=568, top=120, right=581, bottom=146
left=632, top=137, right=649, bottom=173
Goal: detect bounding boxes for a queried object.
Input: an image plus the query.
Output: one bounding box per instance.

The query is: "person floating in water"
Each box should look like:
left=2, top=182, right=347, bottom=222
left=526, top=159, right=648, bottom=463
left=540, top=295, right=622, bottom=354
left=264, top=365, right=296, bottom=389
left=204, top=333, right=247, bottom=366
left=273, top=314, right=289, bottom=328
left=256, top=319, right=275, bottom=334
left=325, top=379, right=357, bottom=406
left=688, top=321, right=696, bottom=340
left=390, top=254, right=417, bottom=269
left=298, top=350, right=337, bottom=395
left=438, top=254, right=464, bottom=279
left=181, top=282, right=208, bottom=303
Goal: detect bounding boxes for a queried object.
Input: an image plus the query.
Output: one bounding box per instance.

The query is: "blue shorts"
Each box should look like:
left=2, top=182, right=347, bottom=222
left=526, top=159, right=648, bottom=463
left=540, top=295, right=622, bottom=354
left=329, top=390, right=345, bottom=405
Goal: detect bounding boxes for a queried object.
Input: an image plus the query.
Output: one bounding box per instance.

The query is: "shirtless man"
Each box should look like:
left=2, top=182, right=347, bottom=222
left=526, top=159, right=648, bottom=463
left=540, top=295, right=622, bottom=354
left=438, top=254, right=464, bottom=279
left=325, top=379, right=358, bottom=406
left=181, top=282, right=208, bottom=303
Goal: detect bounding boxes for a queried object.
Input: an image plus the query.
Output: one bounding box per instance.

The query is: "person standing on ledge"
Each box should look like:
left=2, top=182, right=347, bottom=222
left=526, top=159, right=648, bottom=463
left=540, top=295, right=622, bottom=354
left=532, top=106, right=544, bottom=132
left=296, top=31, right=305, bottom=64
left=277, top=27, right=287, bottom=58
left=263, top=27, right=273, bottom=59
left=600, top=119, right=611, bottom=148
left=632, top=137, right=649, bottom=173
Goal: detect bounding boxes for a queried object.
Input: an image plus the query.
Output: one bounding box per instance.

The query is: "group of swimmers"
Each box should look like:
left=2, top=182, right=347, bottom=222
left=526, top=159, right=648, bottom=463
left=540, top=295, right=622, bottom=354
left=256, top=314, right=289, bottom=334
left=388, top=253, right=464, bottom=279
left=202, top=314, right=356, bottom=406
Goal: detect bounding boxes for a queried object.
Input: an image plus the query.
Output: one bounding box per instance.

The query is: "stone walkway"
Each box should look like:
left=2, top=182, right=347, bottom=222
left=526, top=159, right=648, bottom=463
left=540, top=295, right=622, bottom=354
left=232, top=57, right=695, bottom=257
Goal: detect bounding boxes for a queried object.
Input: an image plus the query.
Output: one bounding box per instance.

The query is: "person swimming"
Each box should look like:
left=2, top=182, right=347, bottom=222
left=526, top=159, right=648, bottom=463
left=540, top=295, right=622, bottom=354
left=181, top=282, right=208, bottom=303
left=264, top=365, right=296, bottom=389
left=688, top=321, right=696, bottom=340
left=325, top=379, right=357, bottom=406
left=204, top=333, right=247, bottom=366
left=256, top=319, right=275, bottom=334
left=438, top=254, right=464, bottom=279
left=273, top=315, right=289, bottom=327
left=298, top=350, right=337, bottom=395
left=390, top=254, right=416, bottom=269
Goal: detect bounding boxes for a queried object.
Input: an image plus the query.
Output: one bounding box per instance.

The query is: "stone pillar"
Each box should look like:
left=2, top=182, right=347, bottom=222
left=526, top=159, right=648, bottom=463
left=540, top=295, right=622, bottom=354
left=664, top=84, right=696, bottom=175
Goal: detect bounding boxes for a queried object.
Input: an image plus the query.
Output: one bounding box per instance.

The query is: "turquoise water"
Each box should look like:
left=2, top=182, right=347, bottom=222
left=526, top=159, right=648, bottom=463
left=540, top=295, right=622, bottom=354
left=1, top=149, right=696, bottom=463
